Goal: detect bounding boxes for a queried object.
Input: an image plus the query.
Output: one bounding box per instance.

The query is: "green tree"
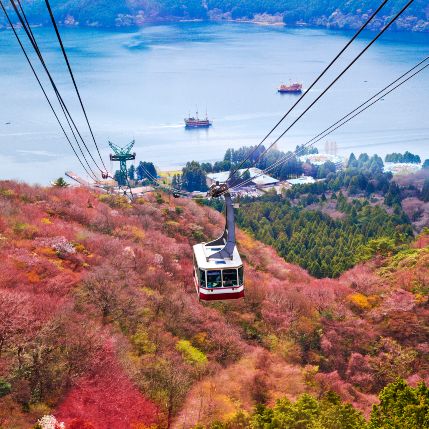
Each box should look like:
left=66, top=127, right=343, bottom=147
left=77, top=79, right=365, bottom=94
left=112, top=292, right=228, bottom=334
left=385, top=152, right=421, bottom=164
left=315, top=393, right=367, bottom=429
left=422, top=159, right=429, bottom=169
left=251, top=392, right=365, bottom=429
left=136, top=161, right=157, bottom=181
left=317, top=161, right=336, bottom=179
left=201, top=162, right=213, bottom=173
left=421, top=179, right=429, bottom=202
left=0, top=379, right=11, bottom=397
left=384, top=182, right=402, bottom=207
left=348, top=153, right=358, bottom=168
left=232, top=191, right=411, bottom=278
left=369, top=155, right=384, bottom=174
left=171, top=174, right=182, bottom=190
left=368, top=380, right=429, bottom=429
left=113, top=169, right=126, bottom=186
left=128, top=164, right=135, bottom=180
left=197, top=382, right=429, bottom=429
left=181, top=161, right=208, bottom=192
left=348, top=176, right=360, bottom=195
left=52, top=177, right=69, bottom=187
left=355, top=237, right=396, bottom=262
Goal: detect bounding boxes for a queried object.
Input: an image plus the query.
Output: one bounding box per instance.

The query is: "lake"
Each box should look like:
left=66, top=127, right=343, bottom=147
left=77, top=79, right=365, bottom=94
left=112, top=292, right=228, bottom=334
left=0, top=22, right=428, bottom=183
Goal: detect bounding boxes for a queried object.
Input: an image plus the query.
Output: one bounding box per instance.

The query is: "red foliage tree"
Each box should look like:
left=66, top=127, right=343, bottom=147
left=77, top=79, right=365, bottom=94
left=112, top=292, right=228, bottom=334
left=346, top=353, right=375, bottom=392
left=0, top=290, right=32, bottom=356
left=67, top=419, right=96, bottom=429
left=56, top=345, right=158, bottom=429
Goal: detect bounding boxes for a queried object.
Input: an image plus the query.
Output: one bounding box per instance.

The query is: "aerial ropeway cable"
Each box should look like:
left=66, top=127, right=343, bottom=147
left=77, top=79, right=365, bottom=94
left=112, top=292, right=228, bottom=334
left=7, top=0, right=104, bottom=179
left=231, top=56, right=429, bottom=190
left=12, top=0, right=106, bottom=175
left=44, top=0, right=108, bottom=173
left=229, top=0, right=416, bottom=190
left=8, top=0, right=99, bottom=179
left=295, top=56, right=429, bottom=152
left=0, top=0, right=98, bottom=181
left=227, top=0, right=390, bottom=184
left=233, top=59, right=429, bottom=190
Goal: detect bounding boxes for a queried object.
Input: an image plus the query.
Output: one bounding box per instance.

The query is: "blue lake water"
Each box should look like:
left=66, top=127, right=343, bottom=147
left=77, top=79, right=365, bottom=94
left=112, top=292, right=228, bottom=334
left=0, top=22, right=428, bottom=183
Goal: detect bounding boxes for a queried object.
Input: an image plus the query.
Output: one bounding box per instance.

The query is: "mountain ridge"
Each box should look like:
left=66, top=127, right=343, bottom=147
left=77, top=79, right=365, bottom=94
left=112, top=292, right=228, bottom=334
left=0, top=0, right=428, bottom=32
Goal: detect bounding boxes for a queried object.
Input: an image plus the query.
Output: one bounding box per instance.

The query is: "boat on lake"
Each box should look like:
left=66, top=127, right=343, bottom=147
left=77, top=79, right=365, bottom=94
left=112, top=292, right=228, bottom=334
left=278, top=82, right=303, bottom=93
left=184, top=111, right=212, bottom=128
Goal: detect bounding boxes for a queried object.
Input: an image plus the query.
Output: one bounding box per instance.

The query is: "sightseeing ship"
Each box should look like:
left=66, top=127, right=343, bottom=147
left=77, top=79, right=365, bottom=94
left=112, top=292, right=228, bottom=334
left=277, top=82, right=303, bottom=94
left=184, top=111, right=212, bottom=128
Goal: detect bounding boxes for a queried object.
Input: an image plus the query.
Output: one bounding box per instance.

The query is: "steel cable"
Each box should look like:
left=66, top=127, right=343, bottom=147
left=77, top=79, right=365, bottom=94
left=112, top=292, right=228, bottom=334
left=231, top=58, right=429, bottom=190
left=44, top=0, right=108, bottom=171
left=0, top=0, right=98, bottom=180
left=10, top=0, right=105, bottom=176
left=226, top=0, right=390, bottom=184
left=229, top=0, right=415, bottom=189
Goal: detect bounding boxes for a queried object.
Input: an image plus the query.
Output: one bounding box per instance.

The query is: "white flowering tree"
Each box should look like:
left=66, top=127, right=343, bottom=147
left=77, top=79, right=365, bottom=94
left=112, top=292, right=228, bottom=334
left=36, top=415, right=65, bottom=429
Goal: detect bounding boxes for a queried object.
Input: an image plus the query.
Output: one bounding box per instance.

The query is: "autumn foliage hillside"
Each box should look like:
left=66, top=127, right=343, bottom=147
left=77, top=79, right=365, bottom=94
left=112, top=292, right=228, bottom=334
left=0, top=181, right=428, bottom=428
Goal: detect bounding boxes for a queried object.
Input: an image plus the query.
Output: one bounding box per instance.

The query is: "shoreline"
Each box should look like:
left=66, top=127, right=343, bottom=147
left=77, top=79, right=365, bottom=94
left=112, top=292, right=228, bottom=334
left=1, top=16, right=428, bottom=33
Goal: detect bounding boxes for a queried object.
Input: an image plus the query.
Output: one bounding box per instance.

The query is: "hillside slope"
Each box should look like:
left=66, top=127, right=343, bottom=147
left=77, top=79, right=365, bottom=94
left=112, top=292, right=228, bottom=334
left=0, top=181, right=428, bottom=428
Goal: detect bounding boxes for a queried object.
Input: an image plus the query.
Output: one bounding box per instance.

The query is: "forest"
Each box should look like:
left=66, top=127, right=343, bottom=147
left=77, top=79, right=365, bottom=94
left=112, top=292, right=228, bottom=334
left=196, top=381, right=429, bottom=429
left=0, top=179, right=428, bottom=428
left=236, top=196, right=413, bottom=278
left=385, top=151, right=422, bottom=164
left=0, top=0, right=428, bottom=31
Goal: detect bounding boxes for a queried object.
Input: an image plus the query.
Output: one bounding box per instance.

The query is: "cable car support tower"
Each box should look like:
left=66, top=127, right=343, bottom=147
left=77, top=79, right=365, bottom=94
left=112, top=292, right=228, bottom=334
left=109, top=140, right=136, bottom=197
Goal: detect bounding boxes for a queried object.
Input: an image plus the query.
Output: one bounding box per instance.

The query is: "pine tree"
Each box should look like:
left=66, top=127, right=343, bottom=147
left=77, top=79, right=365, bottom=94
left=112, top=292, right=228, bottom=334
left=181, top=161, right=208, bottom=192
left=52, top=177, right=69, bottom=187
left=347, top=153, right=358, bottom=168
left=128, top=164, right=135, bottom=181
left=172, top=174, right=181, bottom=189
left=136, top=161, right=157, bottom=182
left=421, top=179, right=429, bottom=202
left=114, top=170, right=126, bottom=186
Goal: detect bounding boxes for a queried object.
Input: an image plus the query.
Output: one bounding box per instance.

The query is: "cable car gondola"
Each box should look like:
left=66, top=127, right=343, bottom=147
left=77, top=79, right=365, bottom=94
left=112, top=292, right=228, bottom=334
left=193, top=183, right=244, bottom=301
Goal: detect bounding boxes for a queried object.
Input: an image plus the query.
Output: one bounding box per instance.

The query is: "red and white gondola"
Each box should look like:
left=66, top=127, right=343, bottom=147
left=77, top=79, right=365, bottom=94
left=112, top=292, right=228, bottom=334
left=192, top=185, right=244, bottom=301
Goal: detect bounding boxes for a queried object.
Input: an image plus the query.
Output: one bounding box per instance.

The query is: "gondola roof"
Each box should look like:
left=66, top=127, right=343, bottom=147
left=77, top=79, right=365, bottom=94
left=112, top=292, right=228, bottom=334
left=193, top=243, right=242, bottom=270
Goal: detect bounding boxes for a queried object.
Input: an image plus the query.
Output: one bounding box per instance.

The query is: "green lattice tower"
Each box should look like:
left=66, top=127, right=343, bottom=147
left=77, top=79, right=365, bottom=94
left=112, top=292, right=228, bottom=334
left=109, top=140, right=136, bottom=184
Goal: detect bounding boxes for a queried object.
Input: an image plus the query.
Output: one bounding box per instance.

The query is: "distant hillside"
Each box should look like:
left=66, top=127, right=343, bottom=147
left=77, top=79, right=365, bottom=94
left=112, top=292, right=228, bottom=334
left=0, top=181, right=428, bottom=428
left=0, top=0, right=428, bottom=31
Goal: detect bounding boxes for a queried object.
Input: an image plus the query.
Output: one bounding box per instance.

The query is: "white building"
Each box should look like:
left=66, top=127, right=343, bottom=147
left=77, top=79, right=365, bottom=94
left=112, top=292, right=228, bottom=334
left=384, top=162, right=422, bottom=176
left=299, top=153, right=345, bottom=166
left=206, top=167, right=279, bottom=188
left=285, top=175, right=316, bottom=186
